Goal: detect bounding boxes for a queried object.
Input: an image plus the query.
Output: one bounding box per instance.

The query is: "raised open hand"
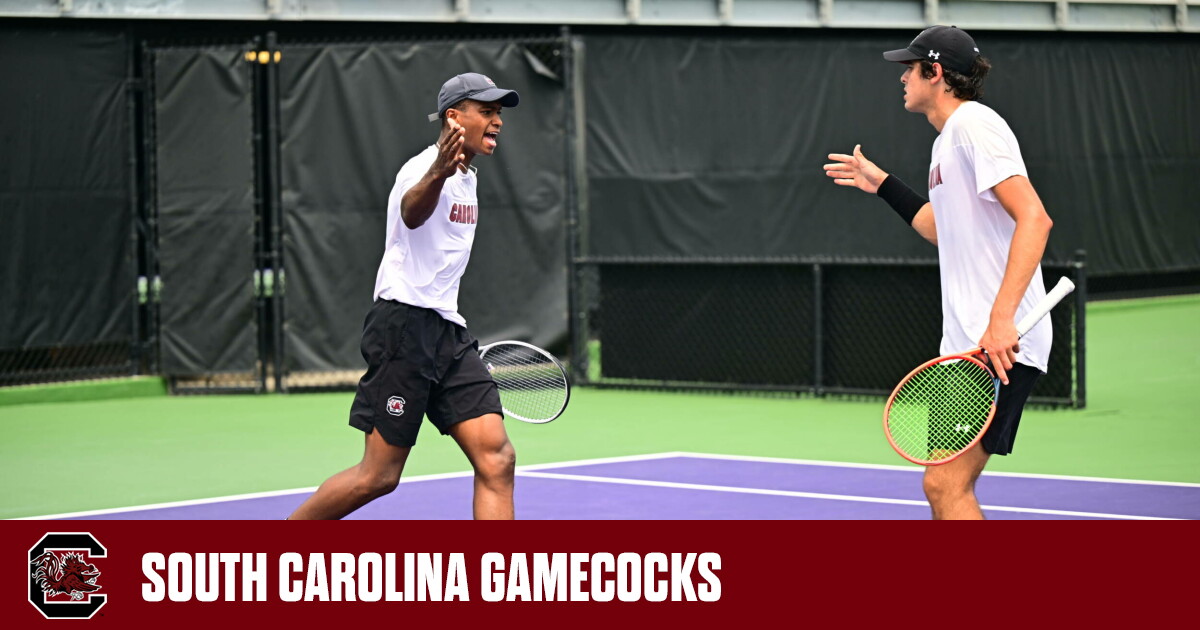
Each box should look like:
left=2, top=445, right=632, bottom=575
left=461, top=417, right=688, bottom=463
left=824, top=144, right=888, bottom=194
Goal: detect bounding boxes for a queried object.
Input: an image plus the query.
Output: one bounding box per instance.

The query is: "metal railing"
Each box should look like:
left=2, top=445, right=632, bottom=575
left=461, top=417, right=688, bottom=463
left=3, top=0, right=1196, bottom=33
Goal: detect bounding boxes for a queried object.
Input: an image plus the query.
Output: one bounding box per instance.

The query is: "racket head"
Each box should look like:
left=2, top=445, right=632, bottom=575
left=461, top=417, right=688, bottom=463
left=883, top=351, right=1001, bottom=466
left=479, top=340, right=570, bottom=424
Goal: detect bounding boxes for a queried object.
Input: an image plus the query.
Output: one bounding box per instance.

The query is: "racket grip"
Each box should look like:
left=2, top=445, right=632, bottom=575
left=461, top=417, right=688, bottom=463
left=1016, top=276, right=1075, bottom=337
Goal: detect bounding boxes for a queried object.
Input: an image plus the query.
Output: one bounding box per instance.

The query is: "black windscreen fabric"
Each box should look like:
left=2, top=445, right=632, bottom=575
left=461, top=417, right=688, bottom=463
left=153, top=48, right=258, bottom=375
left=583, top=32, right=1200, bottom=275
left=279, top=41, right=567, bottom=373
left=0, top=26, right=132, bottom=350
left=584, top=33, right=937, bottom=260
left=979, top=35, right=1200, bottom=275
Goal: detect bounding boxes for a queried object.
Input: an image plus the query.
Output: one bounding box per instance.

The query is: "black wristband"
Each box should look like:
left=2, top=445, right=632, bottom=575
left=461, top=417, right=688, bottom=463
left=876, top=174, right=927, bottom=226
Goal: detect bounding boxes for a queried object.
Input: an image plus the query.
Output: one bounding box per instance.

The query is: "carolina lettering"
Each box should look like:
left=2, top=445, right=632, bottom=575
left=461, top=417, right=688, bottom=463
left=278, top=552, right=468, bottom=602
left=449, top=203, right=478, bottom=224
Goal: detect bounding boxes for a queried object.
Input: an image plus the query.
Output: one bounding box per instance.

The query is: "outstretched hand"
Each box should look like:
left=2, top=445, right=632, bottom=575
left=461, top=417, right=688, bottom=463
left=824, top=144, right=888, bottom=194
left=433, top=119, right=467, bottom=177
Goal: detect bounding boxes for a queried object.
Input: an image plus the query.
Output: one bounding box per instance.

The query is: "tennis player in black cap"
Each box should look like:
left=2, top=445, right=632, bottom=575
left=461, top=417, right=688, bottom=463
left=824, top=27, right=1055, bottom=519
left=289, top=73, right=521, bottom=520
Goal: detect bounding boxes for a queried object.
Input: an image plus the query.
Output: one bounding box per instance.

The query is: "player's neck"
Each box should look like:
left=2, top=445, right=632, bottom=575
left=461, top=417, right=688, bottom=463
left=926, top=96, right=967, bottom=133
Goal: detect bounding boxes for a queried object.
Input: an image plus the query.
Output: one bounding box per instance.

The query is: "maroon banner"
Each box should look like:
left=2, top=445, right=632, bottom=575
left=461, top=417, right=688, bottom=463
left=1, top=521, right=1192, bottom=627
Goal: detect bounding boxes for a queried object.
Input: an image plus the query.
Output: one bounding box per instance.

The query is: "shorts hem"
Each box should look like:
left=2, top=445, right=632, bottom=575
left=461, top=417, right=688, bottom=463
left=349, top=417, right=417, bottom=448
left=436, top=406, right=505, bottom=435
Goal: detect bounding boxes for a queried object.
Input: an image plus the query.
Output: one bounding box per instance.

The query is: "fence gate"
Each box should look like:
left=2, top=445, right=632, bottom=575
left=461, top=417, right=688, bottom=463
left=145, top=43, right=269, bottom=392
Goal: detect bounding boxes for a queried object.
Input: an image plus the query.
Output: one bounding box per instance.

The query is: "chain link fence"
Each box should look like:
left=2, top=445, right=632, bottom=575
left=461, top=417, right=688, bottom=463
left=571, top=256, right=1087, bottom=407
left=0, top=343, right=137, bottom=388
left=1088, top=269, right=1200, bottom=301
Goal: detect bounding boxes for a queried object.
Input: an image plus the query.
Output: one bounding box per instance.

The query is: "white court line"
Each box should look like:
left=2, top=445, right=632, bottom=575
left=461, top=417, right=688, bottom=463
left=669, top=452, right=1200, bottom=488
left=517, top=471, right=1176, bottom=521
left=517, top=451, right=686, bottom=471
left=12, top=452, right=682, bottom=520
left=13, top=471, right=475, bottom=521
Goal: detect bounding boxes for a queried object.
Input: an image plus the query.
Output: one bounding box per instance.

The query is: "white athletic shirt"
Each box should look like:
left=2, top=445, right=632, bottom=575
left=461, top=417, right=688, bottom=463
left=927, top=101, right=1051, bottom=373
left=373, top=145, right=480, bottom=327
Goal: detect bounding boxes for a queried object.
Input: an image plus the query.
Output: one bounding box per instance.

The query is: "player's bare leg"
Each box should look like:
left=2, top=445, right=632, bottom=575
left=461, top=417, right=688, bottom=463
left=288, top=429, right=410, bottom=520
left=922, top=443, right=990, bottom=520
left=450, top=413, right=515, bottom=520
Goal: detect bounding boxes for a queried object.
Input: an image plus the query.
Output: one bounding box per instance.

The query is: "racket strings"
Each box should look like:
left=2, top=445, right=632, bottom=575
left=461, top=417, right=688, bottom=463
left=887, top=360, right=996, bottom=463
left=482, top=344, right=568, bottom=422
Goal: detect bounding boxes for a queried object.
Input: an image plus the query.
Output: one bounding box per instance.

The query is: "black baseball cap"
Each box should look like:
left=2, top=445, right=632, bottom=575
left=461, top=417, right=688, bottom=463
left=427, top=72, right=520, bottom=122
left=883, top=25, right=981, bottom=74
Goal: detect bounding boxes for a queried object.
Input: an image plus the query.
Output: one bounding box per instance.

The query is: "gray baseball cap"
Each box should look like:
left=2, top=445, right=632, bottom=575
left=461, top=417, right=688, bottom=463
left=883, top=25, right=981, bottom=75
left=427, top=72, right=520, bottom=122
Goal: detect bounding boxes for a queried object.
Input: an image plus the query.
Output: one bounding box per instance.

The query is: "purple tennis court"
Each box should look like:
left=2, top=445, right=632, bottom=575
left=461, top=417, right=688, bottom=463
left=47, top=453, right=1200, bottom=521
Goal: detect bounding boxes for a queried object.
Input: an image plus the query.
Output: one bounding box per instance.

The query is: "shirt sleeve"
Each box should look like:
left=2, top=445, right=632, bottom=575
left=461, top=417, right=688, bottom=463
left=965, top=115, right=1028, bottom=197
left=395, top=151, right=429, bottom=198
left=386, top=148, right=435, bottom=242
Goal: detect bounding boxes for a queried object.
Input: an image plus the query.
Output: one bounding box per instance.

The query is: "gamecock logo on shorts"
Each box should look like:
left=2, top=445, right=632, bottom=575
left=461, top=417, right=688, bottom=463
left=386, top=396, right=406, bottom=416
left=28, top=532, right=107, bottom=619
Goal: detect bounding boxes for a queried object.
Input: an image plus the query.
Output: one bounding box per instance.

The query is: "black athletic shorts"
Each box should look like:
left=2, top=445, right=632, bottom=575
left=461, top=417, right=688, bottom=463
left=348, top=300, right=503, bottom=447
left=980, top=362, right=1042, bottom=456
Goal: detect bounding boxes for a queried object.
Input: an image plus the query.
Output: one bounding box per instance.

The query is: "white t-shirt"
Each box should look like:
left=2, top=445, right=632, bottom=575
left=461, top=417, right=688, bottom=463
left=927, top=101, right=1051, bottom=373
left=373, top=145, right=480, bottom=327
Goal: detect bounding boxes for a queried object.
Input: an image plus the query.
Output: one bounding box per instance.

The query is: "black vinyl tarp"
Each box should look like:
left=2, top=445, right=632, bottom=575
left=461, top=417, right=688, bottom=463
left=278, top=40, right=569, bottom=374
left=0, top=27, right=133, bottom=351
left=582, top=32, right=1200, bottom=274
left=152, top=47, right=259, bottom=376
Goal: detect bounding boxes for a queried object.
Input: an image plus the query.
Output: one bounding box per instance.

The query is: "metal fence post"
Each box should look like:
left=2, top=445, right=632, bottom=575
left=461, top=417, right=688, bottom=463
left=1073, top=249, right=1088, bottom=408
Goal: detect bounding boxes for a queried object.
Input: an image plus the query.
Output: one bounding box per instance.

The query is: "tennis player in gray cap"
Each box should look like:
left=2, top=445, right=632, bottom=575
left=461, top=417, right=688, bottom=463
left=289, top=73, right=521, bottom=520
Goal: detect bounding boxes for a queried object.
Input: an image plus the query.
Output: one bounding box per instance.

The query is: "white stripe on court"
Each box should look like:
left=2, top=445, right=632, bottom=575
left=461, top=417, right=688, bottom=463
left=669, top=452, right=1200, bottom=488
left=11, top=453, right=680, bottom=520
left=516, top=470, right=1176, bottom=521
left=13, top=471, right=475, bottom=521
left=517, top=451, right=687, bottom=471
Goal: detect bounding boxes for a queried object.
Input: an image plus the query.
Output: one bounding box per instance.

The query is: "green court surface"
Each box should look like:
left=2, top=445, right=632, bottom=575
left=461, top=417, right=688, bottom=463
left=1, top=295, right=1197, bottom=519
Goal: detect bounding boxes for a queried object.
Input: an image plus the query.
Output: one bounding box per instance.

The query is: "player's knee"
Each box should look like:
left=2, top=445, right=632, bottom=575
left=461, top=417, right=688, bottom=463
left=476, top=440, right=516, bottom=485
left=356, top=469, right=401, bottom=500
left=923, top=474, right=953, bottom=502
left=922, top=473, right=969, bottom=503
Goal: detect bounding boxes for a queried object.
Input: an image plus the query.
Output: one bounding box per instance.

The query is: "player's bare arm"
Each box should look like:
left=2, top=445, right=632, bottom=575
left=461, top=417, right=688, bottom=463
left=401, top=120, right=467, bottom=229
left=825, top=144, right=937, bottom=244
left=977, top=174, right=1054, bottom=384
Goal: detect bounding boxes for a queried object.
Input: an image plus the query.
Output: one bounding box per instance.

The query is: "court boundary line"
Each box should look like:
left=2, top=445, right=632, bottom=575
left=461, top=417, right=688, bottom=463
left=13, top=471, right=475, bottom=521
left=667, top=452, right=1200, bottom=488
left=12, top=452, right=684, bottom=520
left=517, top=471, right=1174, bottom=520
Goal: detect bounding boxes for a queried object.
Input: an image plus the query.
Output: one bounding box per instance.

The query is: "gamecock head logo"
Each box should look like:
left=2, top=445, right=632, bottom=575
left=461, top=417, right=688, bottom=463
left=28, top=532, right=107, bottom=619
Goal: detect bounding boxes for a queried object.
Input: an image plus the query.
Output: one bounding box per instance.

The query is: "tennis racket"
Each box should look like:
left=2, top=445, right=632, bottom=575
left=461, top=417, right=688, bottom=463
left=479, top=340, right=570, bottom=424
left=883, top=276, right=1076, bottom=465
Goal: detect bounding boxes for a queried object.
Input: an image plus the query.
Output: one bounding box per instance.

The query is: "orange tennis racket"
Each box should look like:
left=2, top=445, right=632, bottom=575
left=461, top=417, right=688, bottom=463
left=883, top=277, right=1075, bottom=465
